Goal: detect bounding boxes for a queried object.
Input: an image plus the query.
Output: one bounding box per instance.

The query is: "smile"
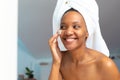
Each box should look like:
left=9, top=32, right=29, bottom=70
left=64, top=37, right=78, bottom=43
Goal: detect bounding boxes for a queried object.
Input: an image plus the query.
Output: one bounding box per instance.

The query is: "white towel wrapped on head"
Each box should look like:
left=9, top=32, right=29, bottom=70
left=53, top=0, right=109, bottom=56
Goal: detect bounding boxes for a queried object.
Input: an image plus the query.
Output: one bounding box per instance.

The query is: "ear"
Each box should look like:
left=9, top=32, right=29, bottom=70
left=86, top=31, right=89, bottom=38
left=86, top=32, right=89, bottom=38
left=85, top=32, right=89, bottom=41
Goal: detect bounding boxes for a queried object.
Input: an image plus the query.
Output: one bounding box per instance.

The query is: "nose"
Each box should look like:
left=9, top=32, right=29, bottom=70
left=65, top=27, right=74, bottom=35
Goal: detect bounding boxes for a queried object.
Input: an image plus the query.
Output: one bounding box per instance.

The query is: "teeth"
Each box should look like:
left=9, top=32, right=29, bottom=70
left=66, top=38, right=75, bottom=42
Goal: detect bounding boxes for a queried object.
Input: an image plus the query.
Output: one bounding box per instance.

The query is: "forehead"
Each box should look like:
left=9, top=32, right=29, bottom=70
left=61, top=10, right=88, bottom=31
left=61, top=11, right=85, bottom=23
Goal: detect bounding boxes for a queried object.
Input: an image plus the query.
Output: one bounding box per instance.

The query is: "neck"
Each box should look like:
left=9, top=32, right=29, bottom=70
left=68, top=45, right=88, bottom=63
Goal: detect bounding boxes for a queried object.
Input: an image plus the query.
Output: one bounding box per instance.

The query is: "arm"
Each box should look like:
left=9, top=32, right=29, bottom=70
left=101, top=57, right=120, bottom=80
left=49, top=63, right=63, bottom=80
left=48, top=33, right=63, bottom=80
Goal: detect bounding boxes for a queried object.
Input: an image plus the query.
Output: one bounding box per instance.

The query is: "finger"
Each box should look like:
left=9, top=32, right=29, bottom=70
left=49, top=33, right=59, bottom=44
left=56, top=40, right=60, bottom=51
left=57, top=30, right=62, bottom=35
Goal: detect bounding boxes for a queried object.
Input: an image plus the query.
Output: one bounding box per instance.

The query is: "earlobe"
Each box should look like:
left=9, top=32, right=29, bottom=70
left=85, top=32, right=89, bottom=40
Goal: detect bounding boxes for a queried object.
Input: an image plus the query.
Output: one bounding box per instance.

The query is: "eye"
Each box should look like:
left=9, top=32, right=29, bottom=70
left=60, top=25, right=66, bottom=30
left=73, top=25, right=80, bottom=29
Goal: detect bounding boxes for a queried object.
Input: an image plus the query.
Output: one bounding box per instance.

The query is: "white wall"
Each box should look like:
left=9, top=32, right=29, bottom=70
left=37, top=58, right=52, bottom=80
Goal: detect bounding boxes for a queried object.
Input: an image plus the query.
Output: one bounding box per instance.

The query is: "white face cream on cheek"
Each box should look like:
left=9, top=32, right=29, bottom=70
left=57, top=30, right=62, bottom=35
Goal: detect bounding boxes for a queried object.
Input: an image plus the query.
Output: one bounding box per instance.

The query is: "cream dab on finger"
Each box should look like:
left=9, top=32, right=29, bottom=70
left=57, top=30, right=62, bottom=35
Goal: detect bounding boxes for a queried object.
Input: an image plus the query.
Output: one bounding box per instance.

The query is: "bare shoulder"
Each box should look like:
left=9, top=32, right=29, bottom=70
left=99, top=55, right=120, bottom=79
left=90, top=49, right=118, bottom=71
left=91, top=49, right=120, bottom=80
left=100, top=55, right=118, bottom=71
left=96, top=52, right=118, bottom=71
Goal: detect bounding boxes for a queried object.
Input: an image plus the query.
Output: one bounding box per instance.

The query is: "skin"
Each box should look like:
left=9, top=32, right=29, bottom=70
left=48, top=11, right=120, bottom=80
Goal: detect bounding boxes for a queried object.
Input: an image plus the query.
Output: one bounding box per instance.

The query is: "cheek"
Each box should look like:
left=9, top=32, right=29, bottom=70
left=76, top=31, right=83, bottom=36
left=77, top=31, right=87, bottom=38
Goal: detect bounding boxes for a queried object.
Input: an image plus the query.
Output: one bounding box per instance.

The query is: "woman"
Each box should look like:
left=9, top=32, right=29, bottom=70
left=48, top=8, right=120, bottom=80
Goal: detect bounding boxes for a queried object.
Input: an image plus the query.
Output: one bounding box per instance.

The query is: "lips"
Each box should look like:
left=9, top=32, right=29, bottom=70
left=63, top=37, right=77, bottom=43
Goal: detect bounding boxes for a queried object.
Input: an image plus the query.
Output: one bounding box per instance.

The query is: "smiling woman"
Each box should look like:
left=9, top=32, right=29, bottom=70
left=49, top=7, right=120, bottom=80
left=53, top=0, right=110, bottom=57
left=48, top=0, right=120, bottom=80
left=17, top=0, right=120, bottom=80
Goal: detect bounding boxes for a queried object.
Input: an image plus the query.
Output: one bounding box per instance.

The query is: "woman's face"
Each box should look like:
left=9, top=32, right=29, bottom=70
left=60, top=11, right=88, bottom=50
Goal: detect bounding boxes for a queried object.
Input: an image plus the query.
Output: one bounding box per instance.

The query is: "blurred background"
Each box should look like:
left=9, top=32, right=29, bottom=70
left=18, top=0, right=120, bottom=80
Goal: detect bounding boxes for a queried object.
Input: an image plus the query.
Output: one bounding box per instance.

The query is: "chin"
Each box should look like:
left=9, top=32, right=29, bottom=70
left=65, top=45, right=76, bottom=51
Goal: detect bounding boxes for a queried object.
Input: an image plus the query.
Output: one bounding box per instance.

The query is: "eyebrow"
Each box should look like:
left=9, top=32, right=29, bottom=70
left=72, top=21, right=81, bottom=24
left=61, top=21, right=81, bottom=24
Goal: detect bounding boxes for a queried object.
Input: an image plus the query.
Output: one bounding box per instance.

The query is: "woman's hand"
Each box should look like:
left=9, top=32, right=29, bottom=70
left=49, top=33, right=63, bottom=65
